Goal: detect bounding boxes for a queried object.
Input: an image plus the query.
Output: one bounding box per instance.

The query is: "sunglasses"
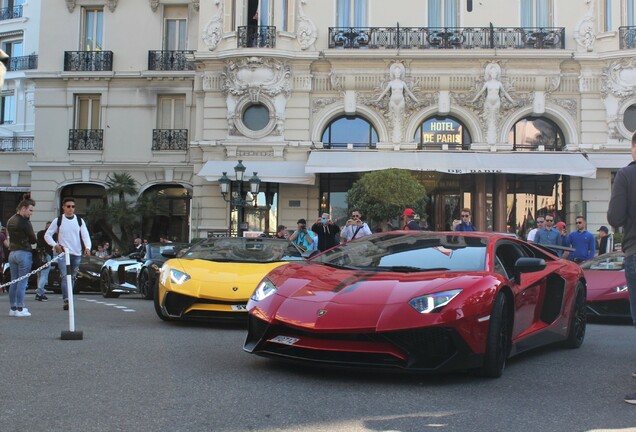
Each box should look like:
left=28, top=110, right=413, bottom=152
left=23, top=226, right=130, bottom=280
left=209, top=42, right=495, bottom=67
left=545, top=219, right=553, bottom=222
left=576, top=221, right=584, bottom=224
left=461, top=214, right=470, bottom=218
left=537, top=220, right=545, bottom=223
left=352, top=215, right=360, bottom=218
left=65, top=205, right=75, bottom=208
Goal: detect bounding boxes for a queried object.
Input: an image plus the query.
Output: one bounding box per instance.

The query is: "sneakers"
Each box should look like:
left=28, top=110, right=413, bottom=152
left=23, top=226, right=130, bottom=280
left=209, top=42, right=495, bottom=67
left=35, top=294, right=49, bottom=302
left=9, top=309, right=17, bottom=317
left=63, top=301, right=69, bottom=311
left=14, top=308, right=31, bottom=317
left=625, top=392, right=636, bottom=405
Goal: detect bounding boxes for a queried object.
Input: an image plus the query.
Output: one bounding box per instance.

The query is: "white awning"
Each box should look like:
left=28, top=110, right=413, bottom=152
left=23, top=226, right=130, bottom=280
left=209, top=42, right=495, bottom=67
left=305, top=151, right=597, bottom=178
left=197, top=160, right=315, bottom=185
left=586, top=153, right=632, bottom=169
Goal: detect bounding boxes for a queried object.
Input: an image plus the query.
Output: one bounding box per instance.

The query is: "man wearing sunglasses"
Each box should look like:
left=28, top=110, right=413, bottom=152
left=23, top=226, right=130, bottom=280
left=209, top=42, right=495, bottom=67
left=533, top=216, right=562, bottom=252
left=341, top=210, right=372, bottom=242
left=564, top=216, right=595, bottom=263
left=44, top=197, right=92, bottom=310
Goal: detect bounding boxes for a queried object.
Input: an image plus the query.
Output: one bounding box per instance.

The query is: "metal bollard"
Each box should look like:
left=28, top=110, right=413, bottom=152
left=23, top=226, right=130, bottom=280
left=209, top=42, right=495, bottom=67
left=61, top=246, right=83, bottom=340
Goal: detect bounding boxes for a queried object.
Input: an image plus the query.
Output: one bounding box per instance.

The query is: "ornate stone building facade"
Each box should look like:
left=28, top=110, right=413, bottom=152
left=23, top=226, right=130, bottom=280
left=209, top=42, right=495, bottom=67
left=2, top=0, right=636, bottom=242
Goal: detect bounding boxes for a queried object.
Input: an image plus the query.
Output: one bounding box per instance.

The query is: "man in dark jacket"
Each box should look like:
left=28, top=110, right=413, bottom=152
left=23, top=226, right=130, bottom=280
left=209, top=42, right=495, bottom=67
left=607, top=131, right=636, bottom=404
left=6, top=198, right=37, bottom=317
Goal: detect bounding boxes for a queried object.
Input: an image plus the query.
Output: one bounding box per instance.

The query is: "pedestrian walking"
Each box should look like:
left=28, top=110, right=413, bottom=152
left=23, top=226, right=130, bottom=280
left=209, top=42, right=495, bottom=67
left=44, top=197, right=92, bottom=311
left=35, top=221, right=53, bottom=302
left=607, top=130, right=636, bottom=404
left=6, top=198, right=37, bottom=317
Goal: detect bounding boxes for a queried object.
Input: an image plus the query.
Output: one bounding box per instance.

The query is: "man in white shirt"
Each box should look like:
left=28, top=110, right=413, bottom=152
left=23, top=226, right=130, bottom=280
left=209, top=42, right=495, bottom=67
left=340, top=209, right=372, bottom=242
left=44, top=197, right=91, bottom=310
left=527, top=216, right=545, bottom=242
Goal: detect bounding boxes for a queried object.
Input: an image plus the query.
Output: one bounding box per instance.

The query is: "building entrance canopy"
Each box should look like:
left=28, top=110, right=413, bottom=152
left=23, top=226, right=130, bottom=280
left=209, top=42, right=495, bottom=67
left=305, top=151, right=597, bottom=178
left=198, top=160, right=316, bottom=185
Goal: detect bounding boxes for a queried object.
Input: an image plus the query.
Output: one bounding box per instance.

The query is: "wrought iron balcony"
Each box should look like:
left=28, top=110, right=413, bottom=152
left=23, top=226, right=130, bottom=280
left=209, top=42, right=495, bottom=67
left=64, top=51, right=113, bottom=72
left=0, top=5, right=22, bottom=21
left=148, top=50, right=194, bottom=71
left=152, top=129, right=188, bottom=151
left=68, top=129, right=103, bottom=150
left=237, top=26, right=276, bottom=48
left=8, top=54, right=37, bottom=71
left=0, top=136, right=33, bottom=152
left=619, top=26, right=636, bottom=49
left=328, top=25, right=565, bottom=49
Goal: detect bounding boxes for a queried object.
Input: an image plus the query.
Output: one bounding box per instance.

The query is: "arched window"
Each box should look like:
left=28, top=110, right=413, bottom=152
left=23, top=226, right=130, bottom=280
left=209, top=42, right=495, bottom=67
left=623, top=104, right=636, bottom=132
left=508, top=116, right=565, bottom=151
left=414, top=116, right=471, bottom=150
left=321, top=115, right=378, bottom=149
left=141, top=184, right=191, bottom=242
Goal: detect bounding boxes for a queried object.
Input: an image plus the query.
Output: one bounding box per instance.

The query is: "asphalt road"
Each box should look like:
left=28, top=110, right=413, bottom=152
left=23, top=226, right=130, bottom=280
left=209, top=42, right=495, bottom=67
left=1, top=292, right=636, bottom=432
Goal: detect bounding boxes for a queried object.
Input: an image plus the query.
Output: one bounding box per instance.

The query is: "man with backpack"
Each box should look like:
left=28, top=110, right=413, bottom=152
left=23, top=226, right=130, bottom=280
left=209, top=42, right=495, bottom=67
left=44, top=197, right=91, bottom=310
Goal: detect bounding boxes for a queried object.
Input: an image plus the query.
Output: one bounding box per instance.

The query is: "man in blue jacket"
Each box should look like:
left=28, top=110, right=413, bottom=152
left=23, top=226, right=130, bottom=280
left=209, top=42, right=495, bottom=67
left=564, top=216, right=595, bottom=263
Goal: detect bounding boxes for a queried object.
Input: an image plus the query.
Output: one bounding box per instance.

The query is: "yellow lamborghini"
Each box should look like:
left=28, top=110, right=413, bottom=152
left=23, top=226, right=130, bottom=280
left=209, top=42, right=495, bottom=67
left=154, top=236, right=305, bottom=321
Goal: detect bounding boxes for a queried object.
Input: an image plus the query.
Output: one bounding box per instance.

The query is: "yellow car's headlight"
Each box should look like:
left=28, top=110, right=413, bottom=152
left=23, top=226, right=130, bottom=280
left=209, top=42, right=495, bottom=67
left=251, top=278, right=277, bottom=301
left=169, top=268, right=190, bottom=285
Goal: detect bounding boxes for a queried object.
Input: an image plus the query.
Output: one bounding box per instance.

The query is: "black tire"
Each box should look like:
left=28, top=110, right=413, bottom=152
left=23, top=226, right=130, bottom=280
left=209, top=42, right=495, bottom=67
left=563, top=282, right=586, bottom=349
left=139, top=269, right=153, bottom=300
left=153, top=283, right=173, bottom=321
left=479, top=292, right=512, bottom=378
left=100, top=270, right=120, bottom=299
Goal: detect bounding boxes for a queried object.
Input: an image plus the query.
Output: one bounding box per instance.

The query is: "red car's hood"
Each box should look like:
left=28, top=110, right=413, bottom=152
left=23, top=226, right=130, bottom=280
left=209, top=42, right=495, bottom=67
left=269, top=263, right=493, bottom=330
left=584, top=269, right=626, bottom=294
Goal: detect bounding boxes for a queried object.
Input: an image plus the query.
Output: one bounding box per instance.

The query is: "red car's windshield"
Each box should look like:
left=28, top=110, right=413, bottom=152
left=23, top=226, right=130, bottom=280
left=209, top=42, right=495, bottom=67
left=311, top=233, right=488, bottom=272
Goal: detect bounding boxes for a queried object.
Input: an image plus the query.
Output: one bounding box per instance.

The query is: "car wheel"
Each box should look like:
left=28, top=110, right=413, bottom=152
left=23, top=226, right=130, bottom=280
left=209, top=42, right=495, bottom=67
left=153, top=284, right=173, bottom=321
left=479, top=291, right=511, bottom=378
left=100, top=270, right=120, bottom=299
left=139, top=269, right=152, bottom=300
left=563, top=282, right=586, bottom=349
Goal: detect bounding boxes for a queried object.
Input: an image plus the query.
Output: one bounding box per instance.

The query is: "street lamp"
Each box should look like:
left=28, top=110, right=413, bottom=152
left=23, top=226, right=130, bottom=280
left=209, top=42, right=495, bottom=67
left=218, top=160, right=261, bottom=207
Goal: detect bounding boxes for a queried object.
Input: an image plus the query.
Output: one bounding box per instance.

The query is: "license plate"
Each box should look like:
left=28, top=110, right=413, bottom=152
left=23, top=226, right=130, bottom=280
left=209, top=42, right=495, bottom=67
left=231, top=304, right=247, bottom=311
left=268, top=335, right=300, bottom=346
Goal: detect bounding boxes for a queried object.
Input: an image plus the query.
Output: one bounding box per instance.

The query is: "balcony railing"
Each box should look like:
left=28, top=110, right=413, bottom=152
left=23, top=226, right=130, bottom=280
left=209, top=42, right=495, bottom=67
left=0, top=5, right=22, bottom=21
left=64, top=51, right=113, bottom=72
left=237, top=26, right=276, bottom=48
left=8, top=54, right=37, bottom=71
left=322, top=142, right=377, bottom=150
left=69, top=129, right=103, bottom=150
left=152, top=129, right=188, bottom=151
left=513, top=142, right=563, bottom=152
left=619, top=26, right=636, bottom=49
left=328, top=25, right=565, bottom=49
left=0, top=136, right=33, bottom=152
left=148, top=50, right=194, bottom=71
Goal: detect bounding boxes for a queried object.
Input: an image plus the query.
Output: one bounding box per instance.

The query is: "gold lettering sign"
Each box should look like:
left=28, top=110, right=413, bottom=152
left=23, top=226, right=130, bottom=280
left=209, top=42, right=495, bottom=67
left=422, top=121, right=461, bottom=145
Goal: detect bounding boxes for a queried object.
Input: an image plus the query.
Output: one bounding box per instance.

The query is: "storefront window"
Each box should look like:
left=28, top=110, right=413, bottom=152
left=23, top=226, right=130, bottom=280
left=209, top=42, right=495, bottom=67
left=321, top=115, right=378, bottom=149
left=508, top=116, right=565, bottom=151
left=414, top=116, right=471, bottom=150
left=141, top=185, right=191, bottom=242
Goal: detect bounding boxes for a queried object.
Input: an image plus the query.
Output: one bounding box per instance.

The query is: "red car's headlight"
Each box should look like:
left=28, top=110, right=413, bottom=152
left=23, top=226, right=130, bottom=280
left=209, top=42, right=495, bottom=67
left=409, top=289, right=463, bottom=314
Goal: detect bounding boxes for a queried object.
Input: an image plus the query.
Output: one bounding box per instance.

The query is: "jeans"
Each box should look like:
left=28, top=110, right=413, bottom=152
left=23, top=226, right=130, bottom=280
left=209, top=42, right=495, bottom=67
left=8, top=250, right=32, bottom=308
left=59, top=253, right=82, bottom=301
left=624, top=254, right=636, bottom=328
left=36, top=252, right=51, bottom=297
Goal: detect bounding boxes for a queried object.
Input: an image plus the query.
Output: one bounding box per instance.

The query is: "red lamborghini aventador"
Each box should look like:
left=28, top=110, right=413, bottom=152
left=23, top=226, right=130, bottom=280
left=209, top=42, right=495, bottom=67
left=244, top=231, right=587, bottom=377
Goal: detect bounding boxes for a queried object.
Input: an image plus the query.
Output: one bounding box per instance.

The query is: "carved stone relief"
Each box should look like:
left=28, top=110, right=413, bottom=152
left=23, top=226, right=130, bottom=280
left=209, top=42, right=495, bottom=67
left=574, top=0, right=595, bottom=52
left=296, top=0, right=318, bottom=50
left=220, top=57, right=292, bottom=137
left=601, top=58, right=636, bottom=99
left=311, top=97, right=340, bottom=114
left=150, top=0, right=159, bottom=12
left=66, top=0, right=76, bottom=12
left=202, top=0, right=224, bottom=51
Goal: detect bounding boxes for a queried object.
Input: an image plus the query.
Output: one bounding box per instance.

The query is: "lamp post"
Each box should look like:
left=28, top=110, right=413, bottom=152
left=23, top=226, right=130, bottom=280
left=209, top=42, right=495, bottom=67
left=218, top=160, right=261, bottom=236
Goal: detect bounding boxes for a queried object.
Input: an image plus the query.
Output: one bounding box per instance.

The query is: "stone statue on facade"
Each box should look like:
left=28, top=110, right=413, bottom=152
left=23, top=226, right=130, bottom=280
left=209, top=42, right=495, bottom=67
left=297, top=0, right=318, bottom=50
left=202, top=0, right=224, bottom=51
left=375, top=63, right=418, bottom=143
left=472, top=62, right=514, bottom=144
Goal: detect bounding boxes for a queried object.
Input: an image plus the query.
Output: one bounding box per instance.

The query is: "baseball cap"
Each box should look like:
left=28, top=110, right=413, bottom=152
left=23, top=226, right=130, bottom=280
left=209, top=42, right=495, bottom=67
left=402, top=208, right=415, bottom=217
left=555, top=221, right=566, bottom=229
left=597, top=225, right=609, bottom=233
